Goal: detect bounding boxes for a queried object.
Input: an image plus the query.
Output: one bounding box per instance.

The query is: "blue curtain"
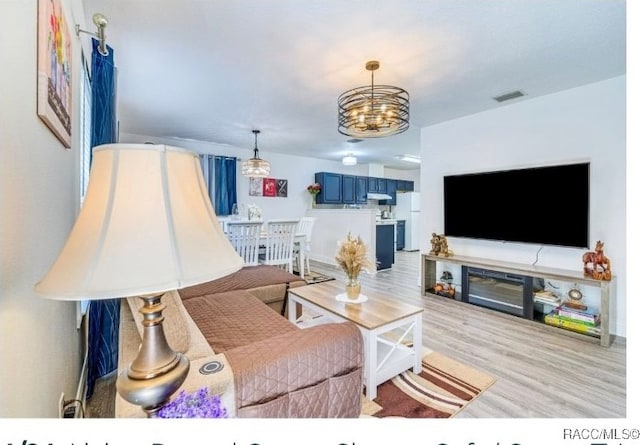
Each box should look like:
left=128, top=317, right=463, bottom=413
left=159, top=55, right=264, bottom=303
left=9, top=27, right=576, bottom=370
left=86, top=38, right=119, bottom=399
left=199, top=154, right=237, bottom=215
left=199, top=154, right=215, bottom=204
left=215, top=156, right=237, bottom=215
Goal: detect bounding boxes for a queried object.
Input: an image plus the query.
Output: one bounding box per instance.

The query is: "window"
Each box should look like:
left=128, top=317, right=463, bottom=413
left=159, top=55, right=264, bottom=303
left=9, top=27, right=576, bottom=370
left=77, top=52, right=92, bottom=327
left=79, top=53, right=92, bottom=202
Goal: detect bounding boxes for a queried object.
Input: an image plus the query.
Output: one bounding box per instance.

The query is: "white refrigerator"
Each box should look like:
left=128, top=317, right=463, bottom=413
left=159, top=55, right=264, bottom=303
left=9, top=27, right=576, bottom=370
left=395, top=192, right=420, bottom=251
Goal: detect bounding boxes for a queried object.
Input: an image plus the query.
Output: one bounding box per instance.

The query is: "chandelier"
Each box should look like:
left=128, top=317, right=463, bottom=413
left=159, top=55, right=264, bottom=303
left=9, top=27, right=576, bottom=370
left=338, top=60, right=409, bottom=138
left=242, top=130, right=270, bottom=177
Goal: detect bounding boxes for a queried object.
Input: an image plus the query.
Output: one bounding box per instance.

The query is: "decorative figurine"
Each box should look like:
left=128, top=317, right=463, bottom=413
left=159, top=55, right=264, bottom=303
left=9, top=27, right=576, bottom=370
left=429, top=232, right=441, bottom=255
left=437, top=234, right=453, bottom=257
left=582, top=240, right=612, bottom=281
left=429, top=233, right=454, bottom=257
left=434, top=270, right=456, bottom=298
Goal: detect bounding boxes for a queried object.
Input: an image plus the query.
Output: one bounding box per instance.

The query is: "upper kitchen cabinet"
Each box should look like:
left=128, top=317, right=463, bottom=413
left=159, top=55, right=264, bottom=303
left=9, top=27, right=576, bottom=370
left=396, top=180, right=415, bottom=192
left=367, top=177, right=378, bottom=193
left=342, top=175, right=356, bottom=204
left=314, top=172, right=414, bottom=205
left=315, top=172, right=342, bottom=204
left=355, top=176, right=368, bottom=204
left=367, top=177, right=387, bottom=193
left=381, top=179, right=397, bottom=205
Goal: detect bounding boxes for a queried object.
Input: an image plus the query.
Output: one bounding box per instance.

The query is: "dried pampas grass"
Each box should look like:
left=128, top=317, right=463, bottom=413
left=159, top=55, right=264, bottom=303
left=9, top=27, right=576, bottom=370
left=335, top=233, right=374, bottom=278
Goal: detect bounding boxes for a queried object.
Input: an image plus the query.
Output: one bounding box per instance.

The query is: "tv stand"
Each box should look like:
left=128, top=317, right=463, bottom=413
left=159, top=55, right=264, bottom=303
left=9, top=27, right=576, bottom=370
left=421, top=254, right=614, bottom=347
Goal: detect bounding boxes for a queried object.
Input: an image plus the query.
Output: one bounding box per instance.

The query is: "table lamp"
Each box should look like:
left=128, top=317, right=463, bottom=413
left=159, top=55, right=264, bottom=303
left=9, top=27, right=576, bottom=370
left=35, top=143, right=243, bottom=416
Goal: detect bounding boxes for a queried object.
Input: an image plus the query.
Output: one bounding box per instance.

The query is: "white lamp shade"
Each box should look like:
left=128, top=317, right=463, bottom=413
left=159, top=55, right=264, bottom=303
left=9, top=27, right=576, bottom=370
left=35, top=144, right=243, bottom=300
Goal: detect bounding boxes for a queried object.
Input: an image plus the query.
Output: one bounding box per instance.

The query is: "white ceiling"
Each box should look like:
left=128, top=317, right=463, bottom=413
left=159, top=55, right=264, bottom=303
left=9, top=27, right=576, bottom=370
left=82, top=0, right=626, bottom=169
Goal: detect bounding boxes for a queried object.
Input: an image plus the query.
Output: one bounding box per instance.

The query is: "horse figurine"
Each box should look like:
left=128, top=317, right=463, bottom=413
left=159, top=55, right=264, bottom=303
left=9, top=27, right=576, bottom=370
left=582, top=240, right=612, bottom=280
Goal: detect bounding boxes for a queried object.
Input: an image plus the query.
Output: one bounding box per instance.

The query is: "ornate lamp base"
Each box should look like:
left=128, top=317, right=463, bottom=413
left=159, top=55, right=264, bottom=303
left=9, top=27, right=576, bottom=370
left=115, top=292, right=190, bottom=417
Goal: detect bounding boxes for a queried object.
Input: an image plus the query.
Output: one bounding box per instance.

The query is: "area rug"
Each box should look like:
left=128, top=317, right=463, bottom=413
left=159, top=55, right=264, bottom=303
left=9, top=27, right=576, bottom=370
left=361, top=349, right=495, bottom=418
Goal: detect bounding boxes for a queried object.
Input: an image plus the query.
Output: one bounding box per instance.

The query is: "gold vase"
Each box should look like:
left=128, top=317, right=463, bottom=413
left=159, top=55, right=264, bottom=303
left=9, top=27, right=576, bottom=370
left=345, top=276, right=361, bottom=300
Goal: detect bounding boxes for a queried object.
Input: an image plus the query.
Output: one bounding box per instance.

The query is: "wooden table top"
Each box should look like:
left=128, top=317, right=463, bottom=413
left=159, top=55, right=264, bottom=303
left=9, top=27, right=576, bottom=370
left=289, top=280, right=423, bottom=330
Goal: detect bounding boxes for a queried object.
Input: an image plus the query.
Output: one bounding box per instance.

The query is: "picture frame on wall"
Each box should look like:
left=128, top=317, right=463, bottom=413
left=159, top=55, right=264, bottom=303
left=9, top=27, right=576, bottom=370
left=263, top=178, right=276, bottom=197
left=276, top=179, right=288, bottom=197
left=249, top=177, right=287, bottom=197
left=249, top=177, right=263, bottom=196
left=37, top=0, right=72, bottom=148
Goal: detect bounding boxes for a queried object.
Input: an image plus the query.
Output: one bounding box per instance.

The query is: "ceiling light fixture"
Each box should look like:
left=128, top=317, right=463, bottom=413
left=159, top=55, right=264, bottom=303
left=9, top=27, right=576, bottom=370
left=342, top=153, right=357, bottom=166
left=395, top=154, right=421, bottom=164
left=338, top=60, right=409, bottom=138
left=242, top=130, right=270, bottom=177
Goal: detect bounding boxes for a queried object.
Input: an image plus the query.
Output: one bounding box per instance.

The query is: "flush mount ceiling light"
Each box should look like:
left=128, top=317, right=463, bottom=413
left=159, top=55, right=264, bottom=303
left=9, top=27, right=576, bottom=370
left=395, top=154, right=421, bottom=164
left=242, top=130, right=270, bottom=177
left=338, top=60, right=410, bottom=138
left=342, top=153, right=357, bottom=166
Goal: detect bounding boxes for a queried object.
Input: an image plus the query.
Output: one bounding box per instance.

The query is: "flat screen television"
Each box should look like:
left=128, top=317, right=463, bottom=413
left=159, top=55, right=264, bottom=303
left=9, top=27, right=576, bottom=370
left=443, top=162, right=589, bottom=248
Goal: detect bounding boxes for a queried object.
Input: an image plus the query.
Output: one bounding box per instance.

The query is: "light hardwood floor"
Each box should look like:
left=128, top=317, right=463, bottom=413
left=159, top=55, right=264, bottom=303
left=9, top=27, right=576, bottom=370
left=312, top=250, right=626, bottom=418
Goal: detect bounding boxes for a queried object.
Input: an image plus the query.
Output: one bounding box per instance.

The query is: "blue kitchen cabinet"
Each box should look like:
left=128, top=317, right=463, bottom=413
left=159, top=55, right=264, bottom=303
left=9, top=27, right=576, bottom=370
left=355, top=176, right=368, bottom=204
left=381, top=179, right=397, bottom=205
left=397, top=180, right=415, bottom=192
left=376, top=224, right=395, bottom=270
left=315, top=172, right=342, bottom=204
left=342, top=175, right=356, bottom=204
left=367, top=177, right=379, bottom=193
left=396, top=220, right=406, bottom=250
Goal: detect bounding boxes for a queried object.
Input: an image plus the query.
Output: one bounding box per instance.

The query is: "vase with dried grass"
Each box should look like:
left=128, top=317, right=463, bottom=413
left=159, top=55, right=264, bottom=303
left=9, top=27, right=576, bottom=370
left=335, top=233, right=373, bottom=300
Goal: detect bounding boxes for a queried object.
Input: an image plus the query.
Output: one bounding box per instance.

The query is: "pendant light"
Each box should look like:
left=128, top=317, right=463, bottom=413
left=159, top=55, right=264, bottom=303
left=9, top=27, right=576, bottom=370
left=338, top=60, right=410, bottom=138
left=242, top=129, right=270, bottom=177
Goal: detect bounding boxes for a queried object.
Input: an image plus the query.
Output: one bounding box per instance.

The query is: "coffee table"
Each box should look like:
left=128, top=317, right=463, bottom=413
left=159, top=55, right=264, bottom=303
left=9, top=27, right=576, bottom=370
left=287, top=280, right=423, bottom=400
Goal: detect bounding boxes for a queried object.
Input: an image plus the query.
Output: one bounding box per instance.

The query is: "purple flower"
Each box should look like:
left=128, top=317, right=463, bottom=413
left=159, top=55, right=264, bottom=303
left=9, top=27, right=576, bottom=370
left=157, top=387, right=228, bottom=418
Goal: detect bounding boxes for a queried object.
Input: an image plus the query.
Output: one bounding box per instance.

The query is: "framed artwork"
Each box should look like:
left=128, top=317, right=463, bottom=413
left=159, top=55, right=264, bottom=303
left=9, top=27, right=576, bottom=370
left=263, top=178, right=276, bottom=197
left=37, top=0, right=72, bottom=148
left=276, top=179, right=288, bottom=197
left=249, top=177, right=287, bottom=197
left=249, top=177, right=263, bottom=196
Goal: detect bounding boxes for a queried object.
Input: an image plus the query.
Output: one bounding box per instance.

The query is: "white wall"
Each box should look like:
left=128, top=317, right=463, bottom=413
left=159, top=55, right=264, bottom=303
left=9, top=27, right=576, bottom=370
left=0, top=0, right=86, bottom=416
left=120, top=132, right=417, bottom=222
left=420, top=76, right=626, bottom=337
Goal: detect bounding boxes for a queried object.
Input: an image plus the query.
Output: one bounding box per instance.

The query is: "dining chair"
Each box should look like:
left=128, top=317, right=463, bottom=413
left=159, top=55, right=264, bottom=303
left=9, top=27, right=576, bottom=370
left=259, top=219, right=299, bottom=273
left=226, top=221, right=263, bottom=266
left=294, top=216, right=316, bottom=278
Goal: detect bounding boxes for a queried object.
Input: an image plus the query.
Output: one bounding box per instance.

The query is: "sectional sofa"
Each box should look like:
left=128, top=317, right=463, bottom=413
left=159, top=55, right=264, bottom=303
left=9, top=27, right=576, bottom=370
left=116, top=265, right=364, bottom=418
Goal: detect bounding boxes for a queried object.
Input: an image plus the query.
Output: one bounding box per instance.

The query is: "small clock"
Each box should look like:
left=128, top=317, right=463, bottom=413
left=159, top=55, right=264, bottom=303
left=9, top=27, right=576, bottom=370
left=567, top=286, right=583, bottom=301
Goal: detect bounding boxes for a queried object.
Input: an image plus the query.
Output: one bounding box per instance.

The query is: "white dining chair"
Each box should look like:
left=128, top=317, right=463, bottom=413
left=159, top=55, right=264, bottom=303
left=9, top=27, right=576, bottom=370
left=294, top=216, right=316, bottom=278
left=259, top=219, right=299, bottom=273
left=226, top=221, right=263, bottom=266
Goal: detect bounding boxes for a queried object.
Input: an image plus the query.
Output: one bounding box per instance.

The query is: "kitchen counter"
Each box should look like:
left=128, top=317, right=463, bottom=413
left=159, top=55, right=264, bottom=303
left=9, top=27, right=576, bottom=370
left=305, top=208, right=388, bottom=273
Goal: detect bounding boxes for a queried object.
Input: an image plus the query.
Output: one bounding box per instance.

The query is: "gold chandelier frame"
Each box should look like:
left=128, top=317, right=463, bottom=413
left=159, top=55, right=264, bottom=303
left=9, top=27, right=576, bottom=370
left=338, top=61, right=409, bottom=138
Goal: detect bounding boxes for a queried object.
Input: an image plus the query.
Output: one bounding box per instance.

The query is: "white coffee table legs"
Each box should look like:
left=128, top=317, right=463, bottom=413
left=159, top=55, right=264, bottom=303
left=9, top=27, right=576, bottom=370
left=359, top=313, right=422, bottom=400
left=287, top=292, right=423, bottom=401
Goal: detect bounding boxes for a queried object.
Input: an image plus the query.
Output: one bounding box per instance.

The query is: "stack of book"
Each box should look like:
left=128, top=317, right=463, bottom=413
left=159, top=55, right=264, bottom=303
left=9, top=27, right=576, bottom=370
left=544, top=302, right=601, bottom=337
left=533, top=290, right=561, bottom=306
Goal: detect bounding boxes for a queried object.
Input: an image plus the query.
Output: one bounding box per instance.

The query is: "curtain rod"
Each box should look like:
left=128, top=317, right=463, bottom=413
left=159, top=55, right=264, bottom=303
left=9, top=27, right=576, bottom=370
left=200, top=154, right=242, bottom=161
left=76, top=13, right=109, bottom=56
